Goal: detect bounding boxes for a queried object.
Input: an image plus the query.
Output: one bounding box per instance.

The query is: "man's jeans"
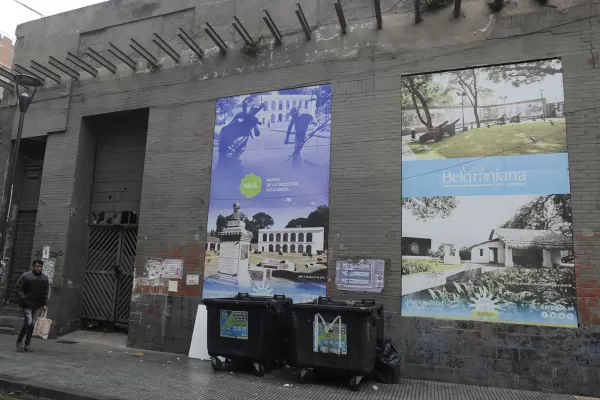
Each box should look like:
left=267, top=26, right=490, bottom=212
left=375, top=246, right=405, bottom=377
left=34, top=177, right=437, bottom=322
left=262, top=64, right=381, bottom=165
left=17, top=308, right=40, bottom=345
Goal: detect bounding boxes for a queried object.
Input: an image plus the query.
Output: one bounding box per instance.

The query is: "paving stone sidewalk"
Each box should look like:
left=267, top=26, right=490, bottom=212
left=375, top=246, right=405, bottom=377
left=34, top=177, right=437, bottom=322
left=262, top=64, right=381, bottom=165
left=0, top=334, right=595, bottom=400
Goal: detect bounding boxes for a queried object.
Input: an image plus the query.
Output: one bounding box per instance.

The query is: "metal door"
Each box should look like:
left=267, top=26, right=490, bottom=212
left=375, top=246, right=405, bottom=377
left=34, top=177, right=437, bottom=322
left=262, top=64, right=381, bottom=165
left=81, top=226, right=137, bottom=324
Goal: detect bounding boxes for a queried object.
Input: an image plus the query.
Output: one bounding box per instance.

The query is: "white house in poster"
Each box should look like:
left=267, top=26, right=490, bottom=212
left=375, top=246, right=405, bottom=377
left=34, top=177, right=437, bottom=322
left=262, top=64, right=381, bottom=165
left=470, top=228, right=572, bottom=268
left=258, top=227, right=325, bottom=255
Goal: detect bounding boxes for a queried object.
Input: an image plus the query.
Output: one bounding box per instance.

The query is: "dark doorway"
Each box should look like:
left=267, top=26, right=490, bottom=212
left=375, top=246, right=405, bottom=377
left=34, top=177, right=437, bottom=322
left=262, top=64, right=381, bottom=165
left=80, top=109, right=148, bottom=329
left=489, top=248, right=499, bottom=264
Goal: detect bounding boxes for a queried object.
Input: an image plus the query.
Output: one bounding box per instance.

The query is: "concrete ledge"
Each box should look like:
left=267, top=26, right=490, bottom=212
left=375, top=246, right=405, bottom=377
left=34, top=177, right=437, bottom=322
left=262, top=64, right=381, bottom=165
left=0, top=376, right=120, bottom=400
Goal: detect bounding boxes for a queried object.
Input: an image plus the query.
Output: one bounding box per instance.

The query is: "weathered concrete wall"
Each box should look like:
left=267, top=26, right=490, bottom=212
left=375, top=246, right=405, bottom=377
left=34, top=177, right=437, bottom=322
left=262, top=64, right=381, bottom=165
left=2, top=0, right=600, bottom=396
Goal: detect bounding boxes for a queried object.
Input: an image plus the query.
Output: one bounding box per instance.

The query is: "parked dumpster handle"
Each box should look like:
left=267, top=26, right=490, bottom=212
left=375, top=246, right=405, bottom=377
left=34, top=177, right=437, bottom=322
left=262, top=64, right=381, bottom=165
left=361, top=299, right=376, bottom=305
left=317, top=296, right=331, bottom=305
left=236, top=293, right=250, bottom=299
left=273, top=294, right=286, bottom=300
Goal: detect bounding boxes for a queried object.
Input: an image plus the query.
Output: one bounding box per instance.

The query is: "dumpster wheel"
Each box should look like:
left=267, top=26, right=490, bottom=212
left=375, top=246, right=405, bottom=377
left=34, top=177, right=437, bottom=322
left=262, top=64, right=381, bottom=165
left=252, top=362, right=265, bottom=377
left=349, top=375, right=363, bottom=392
left=295, top=368, right=309, bottom=383
left=211, top=356, right=223, bottom=371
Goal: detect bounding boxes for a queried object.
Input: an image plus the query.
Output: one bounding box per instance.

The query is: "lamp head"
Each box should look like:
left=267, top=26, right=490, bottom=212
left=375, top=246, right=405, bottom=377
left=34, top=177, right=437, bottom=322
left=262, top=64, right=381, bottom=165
left=13, top=74, right=43, bottom=113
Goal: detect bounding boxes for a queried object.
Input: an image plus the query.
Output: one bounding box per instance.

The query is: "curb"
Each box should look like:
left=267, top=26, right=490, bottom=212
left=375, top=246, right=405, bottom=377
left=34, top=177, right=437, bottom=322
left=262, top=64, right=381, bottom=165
left=0, top=377, right=121, bottom=400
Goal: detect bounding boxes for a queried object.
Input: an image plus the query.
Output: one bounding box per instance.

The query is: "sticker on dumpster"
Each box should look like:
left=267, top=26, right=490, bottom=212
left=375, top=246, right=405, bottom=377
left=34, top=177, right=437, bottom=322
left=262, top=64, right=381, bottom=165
left=220, top=310, right=248, bottom=340
left=313, top=314, right=347, bottom=355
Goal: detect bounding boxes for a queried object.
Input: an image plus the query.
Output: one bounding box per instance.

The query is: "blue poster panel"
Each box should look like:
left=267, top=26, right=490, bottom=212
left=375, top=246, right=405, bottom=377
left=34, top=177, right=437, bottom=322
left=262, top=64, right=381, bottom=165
left=202, top=84, right=332, bottom=303
left=400, top=60, right=577, bottom=327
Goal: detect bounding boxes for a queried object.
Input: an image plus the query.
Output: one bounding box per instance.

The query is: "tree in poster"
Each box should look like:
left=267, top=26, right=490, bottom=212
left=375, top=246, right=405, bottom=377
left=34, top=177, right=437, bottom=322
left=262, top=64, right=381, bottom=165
left=486, top=60, right=562, bottom=87
left=216, top=97, right=240, bottom=121
left=247, top=212, right=275, bottom=244
left=429, top=243, right=456, bottom=260
left=402, top=76, right=452, bottom=129
left=216, top=214, right=229, bottom=234
left=402, top=197, right=458, bottom=221
left=215, top=212, right=275, bottom=243
left=501, top=194, right=572, bottom=237
left=446, top=69, right=491, bottom=128
left=286, top=205, right=330, bottom=248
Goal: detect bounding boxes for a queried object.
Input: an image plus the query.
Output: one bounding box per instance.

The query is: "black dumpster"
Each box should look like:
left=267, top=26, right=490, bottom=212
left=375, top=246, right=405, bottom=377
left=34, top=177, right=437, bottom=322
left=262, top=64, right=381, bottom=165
left=291, top=297, right=383, bottom=391
left=203, top=293, right=293, bottom=377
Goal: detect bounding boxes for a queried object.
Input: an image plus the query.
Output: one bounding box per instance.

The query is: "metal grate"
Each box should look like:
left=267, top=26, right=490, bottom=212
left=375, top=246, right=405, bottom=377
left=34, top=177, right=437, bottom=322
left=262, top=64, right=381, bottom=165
left=7, top=211, right=38, bottom=303
left=81, top=226, right=138, bottom=324
left=116, top=227, right=137, bottom=323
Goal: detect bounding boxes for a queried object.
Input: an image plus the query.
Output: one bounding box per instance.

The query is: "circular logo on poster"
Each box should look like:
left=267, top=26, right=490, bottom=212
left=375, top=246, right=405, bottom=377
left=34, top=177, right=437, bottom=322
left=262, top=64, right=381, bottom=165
left=410, top=242, right=420, bottom=255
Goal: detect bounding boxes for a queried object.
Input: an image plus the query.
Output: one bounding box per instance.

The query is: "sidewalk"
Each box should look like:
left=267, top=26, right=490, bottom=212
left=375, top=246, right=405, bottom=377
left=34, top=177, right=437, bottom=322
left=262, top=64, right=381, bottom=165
left=0, top=334, right=594, bottom=400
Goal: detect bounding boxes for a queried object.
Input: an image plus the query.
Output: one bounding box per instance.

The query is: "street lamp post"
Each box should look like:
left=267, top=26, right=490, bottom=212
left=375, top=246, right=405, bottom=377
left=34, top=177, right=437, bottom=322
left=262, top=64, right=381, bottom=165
left=457, top=92, right=466, bottom=131
left=0, top=74, right=43, bottom=301
left=540, top=90, right=545, bottom=122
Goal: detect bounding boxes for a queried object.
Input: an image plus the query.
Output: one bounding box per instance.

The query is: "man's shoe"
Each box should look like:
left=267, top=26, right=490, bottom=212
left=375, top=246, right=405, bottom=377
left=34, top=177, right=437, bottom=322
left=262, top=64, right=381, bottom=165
left=16, top=342, right=24, bottom=352
left=24, top=345, right=33, bottom=352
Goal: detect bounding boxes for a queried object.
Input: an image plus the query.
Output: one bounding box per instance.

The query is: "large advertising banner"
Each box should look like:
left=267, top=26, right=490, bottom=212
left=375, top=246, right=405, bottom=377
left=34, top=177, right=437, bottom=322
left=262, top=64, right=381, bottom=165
left=202, top=84, right=332, bottom=303
left=400, top=60, right=577, bottom=327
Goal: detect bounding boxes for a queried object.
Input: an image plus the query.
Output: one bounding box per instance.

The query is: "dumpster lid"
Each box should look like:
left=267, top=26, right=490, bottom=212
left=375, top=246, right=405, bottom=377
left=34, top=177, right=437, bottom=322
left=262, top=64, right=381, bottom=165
left=291, top=297, right=381, bottom=312
left=203, top=293, right=291, bottom=307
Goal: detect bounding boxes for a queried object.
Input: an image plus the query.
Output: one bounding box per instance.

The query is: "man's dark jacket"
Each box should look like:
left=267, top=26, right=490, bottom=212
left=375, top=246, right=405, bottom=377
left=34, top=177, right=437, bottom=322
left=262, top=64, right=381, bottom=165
left=15, top=271, right=49, bottom=309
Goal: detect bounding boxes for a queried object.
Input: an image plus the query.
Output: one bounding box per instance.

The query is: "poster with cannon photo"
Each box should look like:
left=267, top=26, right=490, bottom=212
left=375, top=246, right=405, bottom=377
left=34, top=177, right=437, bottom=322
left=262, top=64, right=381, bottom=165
left=202, top=84, right=332, bottom=303
left=400, top=60, right=577, bottom=327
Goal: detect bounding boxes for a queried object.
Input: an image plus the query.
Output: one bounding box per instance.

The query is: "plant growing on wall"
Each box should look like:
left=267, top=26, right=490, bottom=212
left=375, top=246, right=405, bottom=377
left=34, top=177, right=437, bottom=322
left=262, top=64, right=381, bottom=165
left=242, top=36, right=264, bottom=56
left=487, top=0, right=505, bottom=13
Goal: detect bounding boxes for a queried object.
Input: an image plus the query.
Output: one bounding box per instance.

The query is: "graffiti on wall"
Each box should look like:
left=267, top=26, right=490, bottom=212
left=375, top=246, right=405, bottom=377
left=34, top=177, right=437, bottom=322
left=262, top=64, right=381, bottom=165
left=202, top=84, right=333, bottom=303
left=401, top=59, right=577, bottom=327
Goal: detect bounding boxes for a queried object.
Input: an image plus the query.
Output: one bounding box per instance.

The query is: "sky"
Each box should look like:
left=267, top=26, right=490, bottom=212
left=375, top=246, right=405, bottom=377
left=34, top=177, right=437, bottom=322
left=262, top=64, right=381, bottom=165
left=0, top=0, right=105, bottom=40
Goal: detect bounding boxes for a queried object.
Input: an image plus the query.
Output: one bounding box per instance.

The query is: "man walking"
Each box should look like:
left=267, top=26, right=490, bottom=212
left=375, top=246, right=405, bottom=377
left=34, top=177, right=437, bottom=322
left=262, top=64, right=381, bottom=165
left=15, top=260, right=48, bottom=352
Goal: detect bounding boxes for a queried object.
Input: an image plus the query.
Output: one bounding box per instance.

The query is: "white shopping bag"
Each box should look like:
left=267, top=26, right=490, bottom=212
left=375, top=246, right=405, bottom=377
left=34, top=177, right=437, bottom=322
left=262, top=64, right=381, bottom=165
left=33, top=310, right=52, bottom=340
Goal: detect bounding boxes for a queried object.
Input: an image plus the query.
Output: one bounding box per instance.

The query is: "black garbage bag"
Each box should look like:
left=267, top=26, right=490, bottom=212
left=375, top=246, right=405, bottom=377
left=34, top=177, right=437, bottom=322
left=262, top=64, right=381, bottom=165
left=374, top=338, right=401, bottom=384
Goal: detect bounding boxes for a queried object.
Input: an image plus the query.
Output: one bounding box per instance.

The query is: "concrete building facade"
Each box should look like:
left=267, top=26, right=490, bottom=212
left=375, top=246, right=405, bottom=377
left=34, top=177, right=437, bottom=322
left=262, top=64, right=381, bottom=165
left=0, top=0, right=599, bottom=396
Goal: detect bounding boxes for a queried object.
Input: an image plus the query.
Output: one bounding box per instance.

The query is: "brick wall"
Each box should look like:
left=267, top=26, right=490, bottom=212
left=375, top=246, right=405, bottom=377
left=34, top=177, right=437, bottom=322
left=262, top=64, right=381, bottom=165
left=2, top=0, right=600, bottom=396
left=0, top=35, right=13, bottom=68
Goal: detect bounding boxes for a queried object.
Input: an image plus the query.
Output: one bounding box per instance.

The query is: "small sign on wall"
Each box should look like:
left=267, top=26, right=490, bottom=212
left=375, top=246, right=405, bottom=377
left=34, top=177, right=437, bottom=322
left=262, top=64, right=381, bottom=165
left=144, top=258, right=184, bottom=280
left=186, top=274, right=200, bottom=285
left=42, top=246, right=50, bottom=260
left=335, top=259, right=385, bottom=293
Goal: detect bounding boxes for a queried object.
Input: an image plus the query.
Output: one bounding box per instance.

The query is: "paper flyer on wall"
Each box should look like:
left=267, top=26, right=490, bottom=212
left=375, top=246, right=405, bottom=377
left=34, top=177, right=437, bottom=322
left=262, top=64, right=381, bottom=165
left=400, top=59, right=577, bottom=327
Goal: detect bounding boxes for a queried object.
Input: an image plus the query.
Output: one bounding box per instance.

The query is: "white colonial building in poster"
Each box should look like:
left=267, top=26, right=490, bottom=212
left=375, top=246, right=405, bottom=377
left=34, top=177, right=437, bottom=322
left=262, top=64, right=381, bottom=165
left=258, top=227, right=325, bottom=255
left=470, top=228, right=572, bottom=268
